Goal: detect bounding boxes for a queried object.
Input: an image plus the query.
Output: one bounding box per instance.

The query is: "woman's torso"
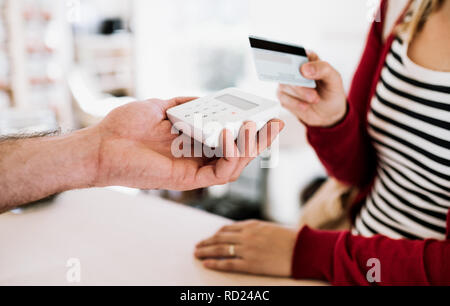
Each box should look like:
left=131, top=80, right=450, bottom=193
left=353, top=32, right=450, bottom=240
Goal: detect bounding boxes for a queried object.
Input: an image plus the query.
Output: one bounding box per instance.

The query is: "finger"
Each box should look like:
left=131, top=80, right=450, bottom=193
left=160, top=96, right=198, bottom=111
left=152, top=120, right=180, bottom=142
left=300, top=60, right=341, bottom=85
left=195, top=244, right=243, bottom=259
left=214, top=129, right=240, bottom=179
left=279, top=84, right=319, bottom=104
left=196, top=233, right=241, bottom=247
left=256, top=119, right=285, bottom=155
left=237, top=121, right=257, bottom=159
left=221, top=128, right=240, bottom=159
left=218, top=220, right=259, bottom=232
left=194, top=130, right=240, bottom=187
left=172, top=96, right=198, bottom=105
left=230, top=121, right=258, bottom=181
left=218, top=223, right=245, bottom=233
left=306, top=50, right=320, bottom=62
left=277, top=89, right=310, bottom=112
left=202, top=259, right=249, bottom=273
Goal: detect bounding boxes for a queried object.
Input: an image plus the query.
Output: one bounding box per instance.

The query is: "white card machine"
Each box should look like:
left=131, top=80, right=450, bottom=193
left=167, top=88, right=280, bottom=148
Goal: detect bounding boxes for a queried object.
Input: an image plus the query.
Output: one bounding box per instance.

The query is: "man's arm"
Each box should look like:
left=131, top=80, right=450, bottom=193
left=0, top=97, right=284, bottom=213
left=0, top=128, right=99, bottom=213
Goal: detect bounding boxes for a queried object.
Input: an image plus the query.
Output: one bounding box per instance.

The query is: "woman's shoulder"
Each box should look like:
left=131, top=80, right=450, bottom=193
left=382, top=0, right=410, bottom=41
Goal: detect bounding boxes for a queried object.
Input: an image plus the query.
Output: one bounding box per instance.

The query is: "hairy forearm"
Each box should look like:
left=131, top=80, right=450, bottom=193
left=0, top=127, right=100, bottom=212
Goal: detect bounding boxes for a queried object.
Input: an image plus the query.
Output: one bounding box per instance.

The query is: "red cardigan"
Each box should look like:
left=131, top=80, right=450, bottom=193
left=291, top=0, right=450, bottom=286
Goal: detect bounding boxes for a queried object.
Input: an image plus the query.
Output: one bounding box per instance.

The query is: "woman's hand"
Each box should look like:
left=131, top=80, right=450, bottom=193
left=277, top=52, right=348, bottom=128
left=195, top=220, right=298, bottom=277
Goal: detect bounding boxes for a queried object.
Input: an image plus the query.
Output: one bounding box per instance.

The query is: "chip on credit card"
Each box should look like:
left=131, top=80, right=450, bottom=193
left=249, top=36, right=316, bottom=88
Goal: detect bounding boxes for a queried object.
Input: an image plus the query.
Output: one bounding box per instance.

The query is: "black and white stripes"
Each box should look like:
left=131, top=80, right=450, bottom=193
left=353, top=36, right=450, bottom=240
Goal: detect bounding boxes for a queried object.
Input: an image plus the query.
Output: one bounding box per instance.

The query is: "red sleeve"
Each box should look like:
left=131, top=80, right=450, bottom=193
left=305, top=0, right=388, bottom=187
left=291, top=226, right=450, bottom=286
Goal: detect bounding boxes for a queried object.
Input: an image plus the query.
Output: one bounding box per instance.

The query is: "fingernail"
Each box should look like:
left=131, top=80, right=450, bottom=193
left=303, top=65, right=315, bottom=77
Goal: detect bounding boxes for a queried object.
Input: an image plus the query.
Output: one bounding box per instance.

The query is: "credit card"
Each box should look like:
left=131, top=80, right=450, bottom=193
left=249, top=36, right=316, bottom=88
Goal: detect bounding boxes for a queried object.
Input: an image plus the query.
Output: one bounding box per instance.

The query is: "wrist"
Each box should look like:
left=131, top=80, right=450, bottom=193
left=323, top=101, right=348, bottom=128
left=303, top=100, right=348, bottom=128
left=291, top=226, right=339, bottom=281
left=59, top=127, right=101, bottom=190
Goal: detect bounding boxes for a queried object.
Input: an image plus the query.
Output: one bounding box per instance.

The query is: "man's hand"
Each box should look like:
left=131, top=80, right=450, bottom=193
left=0, top=97, right=284, bottom=211
left=92, top=97, right=284, bottom=190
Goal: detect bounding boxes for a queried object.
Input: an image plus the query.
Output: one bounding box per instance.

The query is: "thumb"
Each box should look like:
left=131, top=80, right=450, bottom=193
left=163, top=96, right=198, bottom=111
left=300, top=61, right=342, bottom=87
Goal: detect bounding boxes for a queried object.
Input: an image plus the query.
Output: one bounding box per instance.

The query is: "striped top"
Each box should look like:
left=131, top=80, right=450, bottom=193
left=353, top=35, right=450, bottom=240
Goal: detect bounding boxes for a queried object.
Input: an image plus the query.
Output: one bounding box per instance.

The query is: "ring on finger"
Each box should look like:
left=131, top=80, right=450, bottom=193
left=228, top=244, right=236, bottom=257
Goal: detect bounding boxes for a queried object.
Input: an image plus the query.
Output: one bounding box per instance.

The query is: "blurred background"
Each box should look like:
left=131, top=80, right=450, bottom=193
left=0, top=0, right=378, bottom=225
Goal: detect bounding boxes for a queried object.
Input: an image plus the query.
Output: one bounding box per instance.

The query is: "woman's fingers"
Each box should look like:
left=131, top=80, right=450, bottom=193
left=306, top=50, right=320, bottom=62
left=218, top=223, right=246, bottom=232
left=195, top=244, right=243, bottom=259
left=279, top=84, right=319, bottom=104
left=277, top=88, right=310, bottom=112
left=300, top=60, right=342, bottom=85
left=196, top=232, right=241, bottom=248
left=203, top=259, right=249, bottom=273
left=195, top=220, right=297, bottom=277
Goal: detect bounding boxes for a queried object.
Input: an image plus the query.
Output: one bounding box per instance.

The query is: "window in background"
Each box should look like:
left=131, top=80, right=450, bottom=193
left=0, top=0, right=73, bottom=134
left=133, top=0, right=250, bottom=99
left=67, top=0, right=138, bottom=126
left=134, top=0, right=376, bottom=100
left=72, top=0, right=134, bottom=98
left=133, top=0, right=378, bottom=223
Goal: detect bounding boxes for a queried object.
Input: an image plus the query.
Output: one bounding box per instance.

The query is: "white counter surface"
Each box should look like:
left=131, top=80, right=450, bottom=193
left=0, top=188, right=323, bottom=286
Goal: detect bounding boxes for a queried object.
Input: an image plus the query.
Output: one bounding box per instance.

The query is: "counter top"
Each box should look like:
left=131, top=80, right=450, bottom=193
left=0, top=188, right=323, bottom=286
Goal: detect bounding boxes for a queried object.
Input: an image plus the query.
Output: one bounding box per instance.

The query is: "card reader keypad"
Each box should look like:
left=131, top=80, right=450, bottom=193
left=166, top=88, right=280, bottom=148
left=181, top=100, right=240, bottom=122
